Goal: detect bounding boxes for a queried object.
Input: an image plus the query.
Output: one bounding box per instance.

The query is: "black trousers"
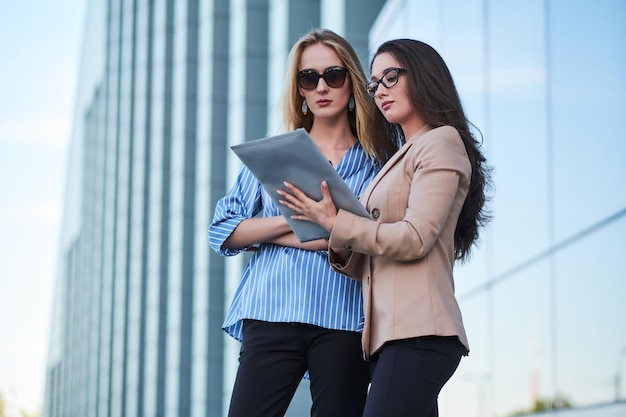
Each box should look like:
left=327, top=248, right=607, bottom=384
left=227, top=319, right=369, bottom=417
left=363, top=336, right=466, bottom=417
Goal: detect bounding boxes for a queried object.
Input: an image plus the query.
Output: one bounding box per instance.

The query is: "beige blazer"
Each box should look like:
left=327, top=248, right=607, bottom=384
left=328, top=125, right=471, bottom=358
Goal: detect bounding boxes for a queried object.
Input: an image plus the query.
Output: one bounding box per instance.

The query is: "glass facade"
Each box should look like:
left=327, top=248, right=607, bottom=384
left=45, top=1, right=385, bottom=417
left=370, top=1, right=626, bottom=417
left=47, top=1, right=626, bottom=416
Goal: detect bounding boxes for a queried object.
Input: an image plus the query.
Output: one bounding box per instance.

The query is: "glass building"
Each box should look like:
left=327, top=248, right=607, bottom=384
left=45, top=1, right=626, bottom=417
left=44, top=1, right=385, bottom=417
left=368, top=1, right=626, bottom=417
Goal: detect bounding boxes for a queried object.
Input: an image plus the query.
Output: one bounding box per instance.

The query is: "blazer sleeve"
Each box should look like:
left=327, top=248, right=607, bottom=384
left=327, top=247, right=364, bottom=280
left=329, top=127, right=471, bottom=261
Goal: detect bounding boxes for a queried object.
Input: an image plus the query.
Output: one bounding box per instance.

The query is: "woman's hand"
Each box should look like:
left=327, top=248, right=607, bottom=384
left=277, top=181, right=337, bottom=232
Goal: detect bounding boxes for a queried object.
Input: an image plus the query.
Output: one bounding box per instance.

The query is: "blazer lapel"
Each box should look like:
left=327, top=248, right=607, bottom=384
left=361, top=125, right=433, bottom=206
left=360, top=141, right=414, bottom=206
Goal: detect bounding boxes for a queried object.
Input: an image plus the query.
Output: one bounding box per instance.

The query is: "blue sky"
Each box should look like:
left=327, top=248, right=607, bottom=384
left=0, top=1, right=85, bottom=414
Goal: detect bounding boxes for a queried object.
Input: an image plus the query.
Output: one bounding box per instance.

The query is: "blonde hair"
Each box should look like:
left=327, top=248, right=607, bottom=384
left=281, top=29, right=396, bottom=164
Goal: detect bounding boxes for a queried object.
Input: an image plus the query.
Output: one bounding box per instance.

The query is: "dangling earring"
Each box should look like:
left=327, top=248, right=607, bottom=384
left=348, top=94, right=355, bottom=112
left=301, top=100, right=308, bottom=116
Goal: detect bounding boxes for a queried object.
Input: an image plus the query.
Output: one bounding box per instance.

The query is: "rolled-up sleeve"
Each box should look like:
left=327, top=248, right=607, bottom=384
left=209, top=167, right=262, bottom=256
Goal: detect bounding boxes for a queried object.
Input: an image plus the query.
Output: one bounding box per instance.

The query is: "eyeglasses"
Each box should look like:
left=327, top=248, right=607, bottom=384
left=297, top=66, right=348, bottom=90
left=366, top=68, right=407, bottom=98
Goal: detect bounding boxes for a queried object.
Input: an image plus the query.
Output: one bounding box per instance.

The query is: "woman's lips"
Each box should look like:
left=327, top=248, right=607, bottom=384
left=381, top=100, right=393, bottom=110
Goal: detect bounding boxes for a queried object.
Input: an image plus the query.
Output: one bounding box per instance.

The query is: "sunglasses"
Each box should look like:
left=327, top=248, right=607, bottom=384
left=366, top=67, right=407, bottom=98
left=297, top=66, right=348, bottom=90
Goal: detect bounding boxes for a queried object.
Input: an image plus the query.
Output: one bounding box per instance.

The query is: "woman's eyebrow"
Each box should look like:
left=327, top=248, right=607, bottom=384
left=370, top=68, right=393, bottom=81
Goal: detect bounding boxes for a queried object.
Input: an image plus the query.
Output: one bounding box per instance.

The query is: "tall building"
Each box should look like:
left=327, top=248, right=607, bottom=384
left=44, top=1, right=384, bottom=417
left=368, top=1, right=626, bottom=416
left=46, top=1, right=626, bottom=417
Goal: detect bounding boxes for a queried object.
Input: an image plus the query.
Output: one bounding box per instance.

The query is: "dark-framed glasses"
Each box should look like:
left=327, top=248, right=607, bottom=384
left=366, top=67, right=407, bottom=98
left=297, top=66, right=348, bottom=90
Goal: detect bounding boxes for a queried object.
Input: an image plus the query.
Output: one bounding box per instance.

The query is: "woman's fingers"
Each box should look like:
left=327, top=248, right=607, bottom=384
left=277, top=181, right=334, bottom=224
left=276, top=190, right=301, bottom=211
left=282, top=181, right=307, bottom=198
left=276, top=181, right=335, bottom=231
left=277, top=181, right=314, bottom=209
left=320, top=181, right=332, bottom=202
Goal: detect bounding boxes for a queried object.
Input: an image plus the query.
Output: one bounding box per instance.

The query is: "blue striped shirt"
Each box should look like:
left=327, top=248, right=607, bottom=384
left=209, top=142, right=380, bottom=342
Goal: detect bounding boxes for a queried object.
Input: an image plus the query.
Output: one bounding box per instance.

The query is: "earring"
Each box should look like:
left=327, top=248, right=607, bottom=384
left=348, top=94, right=355, bottom=112
left=301, top=100, right=308, bottom=116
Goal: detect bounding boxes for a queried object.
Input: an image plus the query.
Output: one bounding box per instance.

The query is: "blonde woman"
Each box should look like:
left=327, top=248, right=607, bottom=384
left=209, top=29, right=395, bottom=417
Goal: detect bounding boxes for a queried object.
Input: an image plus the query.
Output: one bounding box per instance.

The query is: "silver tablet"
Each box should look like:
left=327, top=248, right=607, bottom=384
left=231, top=128, right=371, bottom=242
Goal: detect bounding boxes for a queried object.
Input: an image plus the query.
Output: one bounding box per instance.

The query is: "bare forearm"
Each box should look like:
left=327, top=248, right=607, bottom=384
left=223, top=216, right=292, bottom=248
left=270, top=233, right=329, bottom=251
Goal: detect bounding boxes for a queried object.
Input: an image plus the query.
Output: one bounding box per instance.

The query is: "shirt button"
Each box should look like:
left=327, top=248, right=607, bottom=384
left=371, top=208, right=380, bottom=219
left=344, top=245, right=352, bottom=250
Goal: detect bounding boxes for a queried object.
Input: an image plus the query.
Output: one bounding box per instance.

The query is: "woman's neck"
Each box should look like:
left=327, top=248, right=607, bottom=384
left=401, top=119, right=427, bottom=142
left=308, top=120, right=358, bottom=166
left=309, top=120, right=357, bottom=149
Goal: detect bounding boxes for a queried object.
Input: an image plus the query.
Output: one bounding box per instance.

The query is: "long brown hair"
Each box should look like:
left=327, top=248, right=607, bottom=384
left=282, top=29, right=397, bottom=164
left=370, top=39, right=492, bottom=260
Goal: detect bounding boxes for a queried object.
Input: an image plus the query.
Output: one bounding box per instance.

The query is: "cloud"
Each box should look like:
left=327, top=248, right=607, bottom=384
left=0, top=200, right=62, bottom=225
left=0, top=115, right=71, bottom=147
